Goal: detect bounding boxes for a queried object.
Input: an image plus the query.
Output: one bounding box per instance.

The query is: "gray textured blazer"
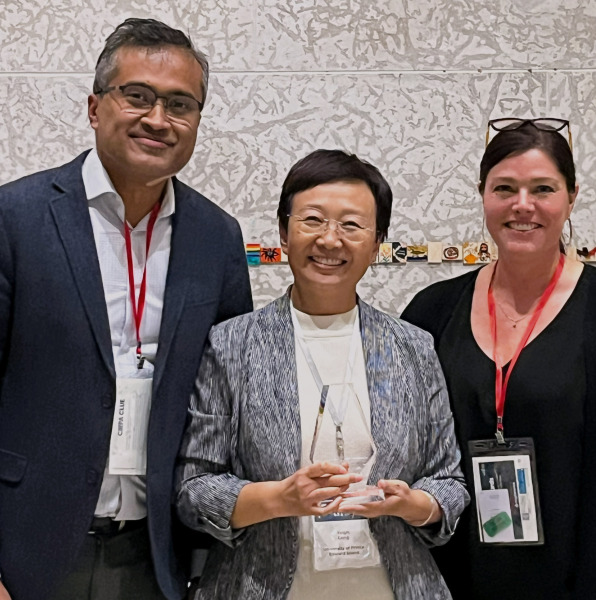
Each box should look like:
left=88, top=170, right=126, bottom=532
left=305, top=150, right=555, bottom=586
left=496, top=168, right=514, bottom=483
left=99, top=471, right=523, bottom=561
left=176, top=294, right=468, bottom=599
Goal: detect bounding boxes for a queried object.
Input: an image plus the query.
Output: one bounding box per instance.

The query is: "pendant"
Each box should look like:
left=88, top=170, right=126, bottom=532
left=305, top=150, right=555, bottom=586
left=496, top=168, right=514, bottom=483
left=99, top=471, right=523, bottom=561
left=335, top=425, right=344, bottom=462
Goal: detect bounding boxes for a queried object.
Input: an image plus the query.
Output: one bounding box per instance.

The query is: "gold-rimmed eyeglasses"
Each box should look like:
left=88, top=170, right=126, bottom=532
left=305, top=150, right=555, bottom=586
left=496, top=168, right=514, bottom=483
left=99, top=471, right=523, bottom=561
left=486, top=118, right=572, bottom=151
left=96, top=83, right=203, bottom=124
left=288, top=214, right=375, bottom=242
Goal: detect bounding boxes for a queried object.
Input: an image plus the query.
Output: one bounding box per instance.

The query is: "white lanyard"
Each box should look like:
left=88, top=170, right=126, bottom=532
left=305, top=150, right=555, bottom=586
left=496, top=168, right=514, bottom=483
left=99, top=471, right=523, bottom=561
left=290, top=305, right=362, bottom=461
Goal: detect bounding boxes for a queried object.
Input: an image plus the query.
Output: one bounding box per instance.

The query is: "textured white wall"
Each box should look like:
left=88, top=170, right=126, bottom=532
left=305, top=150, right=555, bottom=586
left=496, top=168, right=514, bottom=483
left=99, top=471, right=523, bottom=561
left=1, top=0, right=595, bottom=314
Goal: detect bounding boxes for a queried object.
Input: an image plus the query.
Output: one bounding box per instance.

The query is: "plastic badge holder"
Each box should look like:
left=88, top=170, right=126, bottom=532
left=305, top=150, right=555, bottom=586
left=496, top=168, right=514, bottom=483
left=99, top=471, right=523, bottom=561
left=469, top=437, right=544, bottom=546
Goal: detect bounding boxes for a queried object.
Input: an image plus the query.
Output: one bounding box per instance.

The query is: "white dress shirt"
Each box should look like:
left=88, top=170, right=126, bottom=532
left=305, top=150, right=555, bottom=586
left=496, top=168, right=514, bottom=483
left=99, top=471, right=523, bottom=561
left=82, top=149, right=175, bottom=520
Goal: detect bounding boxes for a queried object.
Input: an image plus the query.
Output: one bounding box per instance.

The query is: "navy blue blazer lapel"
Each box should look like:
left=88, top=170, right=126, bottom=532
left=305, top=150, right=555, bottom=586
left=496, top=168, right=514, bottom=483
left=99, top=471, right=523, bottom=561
left=152, top=180, right=193, bottom=391
left=48, top=153, right=115, bottom=377
left=153, top=180, right=223, bottom=391
left=358, top=300, right=410, bottom=483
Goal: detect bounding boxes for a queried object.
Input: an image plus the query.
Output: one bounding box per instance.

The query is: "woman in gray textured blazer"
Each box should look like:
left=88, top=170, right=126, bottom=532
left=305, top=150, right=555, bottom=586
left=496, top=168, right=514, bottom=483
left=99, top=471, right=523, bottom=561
left=176, top=150, right=468, bottom=599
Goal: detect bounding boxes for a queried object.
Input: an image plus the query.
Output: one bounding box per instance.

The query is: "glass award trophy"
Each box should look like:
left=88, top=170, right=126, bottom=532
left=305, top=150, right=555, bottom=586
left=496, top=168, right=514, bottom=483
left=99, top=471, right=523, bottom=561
left=310, top=382, right=384, bottom=503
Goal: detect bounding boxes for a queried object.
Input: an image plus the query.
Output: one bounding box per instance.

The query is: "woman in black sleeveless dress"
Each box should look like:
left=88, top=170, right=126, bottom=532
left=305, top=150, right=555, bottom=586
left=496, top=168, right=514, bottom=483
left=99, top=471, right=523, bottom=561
left=402, top=119, right=596, bottom=600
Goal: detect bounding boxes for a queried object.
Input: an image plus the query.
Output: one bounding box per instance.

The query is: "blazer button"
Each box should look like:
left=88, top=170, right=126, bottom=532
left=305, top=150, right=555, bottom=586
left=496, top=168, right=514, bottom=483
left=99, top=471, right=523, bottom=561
left=86, top=469, right=99, bottom=485
left=102, top=393, right=114, bottom=408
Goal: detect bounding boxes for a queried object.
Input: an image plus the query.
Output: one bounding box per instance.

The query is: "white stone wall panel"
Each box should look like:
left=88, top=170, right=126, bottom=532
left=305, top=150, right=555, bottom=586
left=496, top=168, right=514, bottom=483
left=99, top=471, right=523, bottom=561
left=1, top=0, right=595, bottom=313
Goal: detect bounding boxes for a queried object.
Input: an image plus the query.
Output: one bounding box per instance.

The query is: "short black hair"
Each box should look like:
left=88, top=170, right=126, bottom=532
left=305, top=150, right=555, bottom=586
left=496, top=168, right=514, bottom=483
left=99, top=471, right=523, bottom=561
left=277, top=149, right=393, bottom=241
left=93, top=18, right=209, bottom=104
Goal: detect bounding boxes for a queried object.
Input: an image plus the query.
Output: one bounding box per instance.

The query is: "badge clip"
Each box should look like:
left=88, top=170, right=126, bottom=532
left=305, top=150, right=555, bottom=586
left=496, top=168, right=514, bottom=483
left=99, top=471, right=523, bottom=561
left=495, top=417, right=506, bottom=445
left=136, top=343, right=145, bottom=370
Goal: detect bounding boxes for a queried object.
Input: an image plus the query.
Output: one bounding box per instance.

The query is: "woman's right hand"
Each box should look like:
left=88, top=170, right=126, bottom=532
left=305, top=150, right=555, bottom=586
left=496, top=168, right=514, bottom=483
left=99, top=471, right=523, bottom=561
left=230, top=462, right=362, bottom=528
left=277, top=461, right=362, bottom=517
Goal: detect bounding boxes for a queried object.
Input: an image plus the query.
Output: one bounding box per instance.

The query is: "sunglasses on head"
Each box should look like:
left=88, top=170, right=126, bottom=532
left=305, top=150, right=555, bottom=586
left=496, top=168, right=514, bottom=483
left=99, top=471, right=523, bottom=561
left=486, top=118, right=572, bottom=151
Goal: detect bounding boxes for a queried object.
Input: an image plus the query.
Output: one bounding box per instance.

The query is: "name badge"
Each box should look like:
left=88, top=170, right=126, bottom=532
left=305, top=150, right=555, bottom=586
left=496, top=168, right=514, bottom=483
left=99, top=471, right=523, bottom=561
left=312, top=512, right=381, bottom=571
left=469, top=437, right=544, bottom=545
left=108, top=377, right=153, bottom=476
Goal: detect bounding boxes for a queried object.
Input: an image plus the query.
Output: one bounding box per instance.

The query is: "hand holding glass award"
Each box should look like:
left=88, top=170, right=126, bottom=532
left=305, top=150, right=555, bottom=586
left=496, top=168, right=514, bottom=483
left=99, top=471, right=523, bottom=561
left=310, top=382, right=384, bottom=504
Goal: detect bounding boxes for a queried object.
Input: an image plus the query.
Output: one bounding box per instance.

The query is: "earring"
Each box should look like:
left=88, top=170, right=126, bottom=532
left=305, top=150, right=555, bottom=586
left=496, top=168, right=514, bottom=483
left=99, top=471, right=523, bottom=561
left=563, top=217, right=573, bottom=247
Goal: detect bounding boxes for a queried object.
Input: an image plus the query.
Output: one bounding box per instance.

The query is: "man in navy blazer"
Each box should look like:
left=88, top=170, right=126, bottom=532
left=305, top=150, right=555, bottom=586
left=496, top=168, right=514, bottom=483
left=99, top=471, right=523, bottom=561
left=0, top=18, right=252, bottom=600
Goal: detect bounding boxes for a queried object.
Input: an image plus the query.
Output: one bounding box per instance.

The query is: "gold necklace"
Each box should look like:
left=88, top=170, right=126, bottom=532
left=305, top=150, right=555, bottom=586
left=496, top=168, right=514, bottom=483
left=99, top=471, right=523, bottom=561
left=496, top=301, right=531, bottom=328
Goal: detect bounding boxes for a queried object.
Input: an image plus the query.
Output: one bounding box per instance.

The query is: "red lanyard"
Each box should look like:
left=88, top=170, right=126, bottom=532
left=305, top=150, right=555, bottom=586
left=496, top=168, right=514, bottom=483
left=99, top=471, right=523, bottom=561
left=487, top=253, right=565, bottom=443
left=124, top=202, right=161, bottom=369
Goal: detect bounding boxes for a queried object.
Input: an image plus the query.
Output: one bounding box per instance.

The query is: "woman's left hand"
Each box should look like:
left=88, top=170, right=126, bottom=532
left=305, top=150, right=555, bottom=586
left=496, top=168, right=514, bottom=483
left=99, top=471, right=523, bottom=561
left=336, top=479, right=442, bottom=526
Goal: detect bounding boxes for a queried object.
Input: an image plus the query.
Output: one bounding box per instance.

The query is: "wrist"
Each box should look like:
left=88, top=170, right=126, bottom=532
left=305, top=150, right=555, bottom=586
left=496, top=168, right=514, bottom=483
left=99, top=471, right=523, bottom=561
left=231, top=480, right=286, bottom=528
left=267, top=479, right=289, bottom=519
left=405, top=490, right=440, bottom=527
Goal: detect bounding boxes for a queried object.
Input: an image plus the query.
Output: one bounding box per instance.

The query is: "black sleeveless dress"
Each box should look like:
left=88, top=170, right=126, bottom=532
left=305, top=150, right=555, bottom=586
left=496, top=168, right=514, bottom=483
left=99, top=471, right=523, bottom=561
left=403, top=266, right=595, bottom=600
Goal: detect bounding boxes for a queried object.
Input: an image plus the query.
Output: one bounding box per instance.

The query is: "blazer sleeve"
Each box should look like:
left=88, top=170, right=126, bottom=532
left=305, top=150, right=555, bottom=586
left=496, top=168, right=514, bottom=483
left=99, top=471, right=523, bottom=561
left=0, top=210, right=13, bottom=375
left=0, top=210, right=12, bottom=578
left=215, top=217, right=253, bottom=324
left=175, top=321, right=252, bottom=547
left=398, top=322, right=470, bottom=546
left=407, top=329, right=470, bottom=546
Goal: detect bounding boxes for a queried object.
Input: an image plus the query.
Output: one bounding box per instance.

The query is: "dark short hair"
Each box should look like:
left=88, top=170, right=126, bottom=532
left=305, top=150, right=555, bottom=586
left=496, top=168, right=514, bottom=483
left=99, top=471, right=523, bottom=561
left=93, top=18, right=209, bottom=105
left=277, top=149, right=393, bottom=241
left=479, top=122, right=575, bottom=194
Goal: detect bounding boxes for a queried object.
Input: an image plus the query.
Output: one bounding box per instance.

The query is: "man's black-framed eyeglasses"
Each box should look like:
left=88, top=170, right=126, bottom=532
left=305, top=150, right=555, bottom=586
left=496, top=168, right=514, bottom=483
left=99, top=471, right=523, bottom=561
left=486, top=118, right=572, bottom=151
left=96, top=83, right=203, bottom=121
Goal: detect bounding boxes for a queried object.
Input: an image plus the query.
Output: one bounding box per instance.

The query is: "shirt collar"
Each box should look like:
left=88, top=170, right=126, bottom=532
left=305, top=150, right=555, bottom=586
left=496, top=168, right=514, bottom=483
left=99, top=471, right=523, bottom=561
left=82, top=149, right=176, bottom=225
